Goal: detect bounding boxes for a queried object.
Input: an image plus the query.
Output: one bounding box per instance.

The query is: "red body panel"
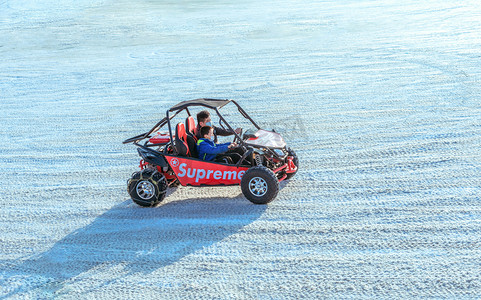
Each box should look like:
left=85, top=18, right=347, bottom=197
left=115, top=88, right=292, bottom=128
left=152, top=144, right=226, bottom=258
left=149, top=132, right=170, bottom=144
left=286, top=156, right=297, bottom=173
left=165, top=155, right=249, bottom=186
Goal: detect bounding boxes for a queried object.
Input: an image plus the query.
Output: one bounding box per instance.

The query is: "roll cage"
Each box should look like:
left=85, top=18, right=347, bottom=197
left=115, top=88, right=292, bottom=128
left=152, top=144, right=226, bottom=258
left=123, top=98, right=290, bottom=168
left=123, top=98, right=259, bottom=149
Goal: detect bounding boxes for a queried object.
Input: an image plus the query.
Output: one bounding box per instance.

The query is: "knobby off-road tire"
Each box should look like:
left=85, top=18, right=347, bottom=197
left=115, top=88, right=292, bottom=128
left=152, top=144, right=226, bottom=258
left=285, top=147, right=299, bottom=180
left=241, top=166, right=279, bottom=204
left=128, top=169, right=168, bottom=207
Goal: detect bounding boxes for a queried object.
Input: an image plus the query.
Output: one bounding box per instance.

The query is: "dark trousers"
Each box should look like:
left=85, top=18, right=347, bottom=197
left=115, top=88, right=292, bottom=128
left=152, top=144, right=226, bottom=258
left=215, top=147, right=251, bottom=165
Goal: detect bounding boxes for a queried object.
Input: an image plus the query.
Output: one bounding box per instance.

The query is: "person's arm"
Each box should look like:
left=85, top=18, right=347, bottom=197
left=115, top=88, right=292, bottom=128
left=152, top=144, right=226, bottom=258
left=214, top=126, right=234, bottom=137
left=199, top=141, right=229, bottom=155
left=222, top=142, right=238, bottom=149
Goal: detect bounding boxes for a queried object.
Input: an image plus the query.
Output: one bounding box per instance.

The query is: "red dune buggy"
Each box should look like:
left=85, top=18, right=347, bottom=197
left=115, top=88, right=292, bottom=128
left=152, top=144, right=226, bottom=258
left=123, top=98, right=298, bottom=206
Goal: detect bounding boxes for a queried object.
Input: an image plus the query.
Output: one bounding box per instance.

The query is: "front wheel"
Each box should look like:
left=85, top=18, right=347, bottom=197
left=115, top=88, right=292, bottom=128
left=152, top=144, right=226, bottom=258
left=241, top=166, right=279, bottom=204
left=127, top=169, right=167, bottom=207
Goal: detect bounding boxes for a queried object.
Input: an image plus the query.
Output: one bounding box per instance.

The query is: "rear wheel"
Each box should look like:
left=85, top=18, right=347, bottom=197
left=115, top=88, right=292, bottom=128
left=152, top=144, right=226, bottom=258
left=285, top=148, right=299, bottom=180
left=128, top=169, right=167, bottom=207
left=241, top=166, right=279, bottom=204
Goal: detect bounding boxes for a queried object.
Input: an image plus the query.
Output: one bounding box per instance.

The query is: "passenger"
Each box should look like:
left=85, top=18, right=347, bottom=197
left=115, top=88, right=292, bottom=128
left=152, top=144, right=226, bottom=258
left=196, top=110, right=241, bottom=143
left=197, top=126, right=237, bottom=161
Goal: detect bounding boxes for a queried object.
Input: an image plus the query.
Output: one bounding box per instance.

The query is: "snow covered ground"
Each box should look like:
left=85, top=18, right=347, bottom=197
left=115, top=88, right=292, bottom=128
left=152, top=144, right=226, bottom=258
left=1, top=0, right=481, bottom=298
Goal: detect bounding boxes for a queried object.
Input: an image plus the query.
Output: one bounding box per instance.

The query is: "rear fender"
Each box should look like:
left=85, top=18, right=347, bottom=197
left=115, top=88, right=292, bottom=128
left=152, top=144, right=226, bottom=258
left=137, top=147, right=169, bottom=168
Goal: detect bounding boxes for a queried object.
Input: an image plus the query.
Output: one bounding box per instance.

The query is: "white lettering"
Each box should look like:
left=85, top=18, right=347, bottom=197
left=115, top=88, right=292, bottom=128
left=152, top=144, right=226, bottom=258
left=175, top=163, right=246, bottom=182
left=178, top=163, right=187, bottom=177
left=195, top=169, right=206, bottom=182
left=223, top=171, right=236, bottom=180
left=213, top=170, right=222, bottom=180
left=187, top=168, right=196, bottom=178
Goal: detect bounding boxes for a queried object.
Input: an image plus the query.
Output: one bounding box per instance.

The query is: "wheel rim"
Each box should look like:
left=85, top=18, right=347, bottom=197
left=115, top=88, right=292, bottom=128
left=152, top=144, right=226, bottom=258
left=136, top=180, right=155, bottom=200
left=248, top=177, right=268, bottom=197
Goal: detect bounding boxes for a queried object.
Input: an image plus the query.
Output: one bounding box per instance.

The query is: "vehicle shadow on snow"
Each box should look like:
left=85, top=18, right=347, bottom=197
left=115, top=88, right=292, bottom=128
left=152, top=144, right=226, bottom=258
left=7, top=192, right=267, bottom=297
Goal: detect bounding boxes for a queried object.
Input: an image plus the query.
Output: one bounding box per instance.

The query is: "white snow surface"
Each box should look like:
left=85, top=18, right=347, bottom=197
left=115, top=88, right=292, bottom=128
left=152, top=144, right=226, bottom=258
left=1, top=0, right=481, bottom=298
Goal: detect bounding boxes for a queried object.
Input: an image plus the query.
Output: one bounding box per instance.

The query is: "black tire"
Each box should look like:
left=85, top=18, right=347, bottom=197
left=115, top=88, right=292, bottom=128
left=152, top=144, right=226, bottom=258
left=241, top=166, right=279, bottom=204
left=285, top=148, right=299, bottom=180
left=127, top=169, right=167, bottom=207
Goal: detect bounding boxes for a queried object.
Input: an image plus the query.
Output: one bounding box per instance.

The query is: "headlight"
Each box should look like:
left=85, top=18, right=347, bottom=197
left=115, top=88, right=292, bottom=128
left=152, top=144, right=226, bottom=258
left=274, top=149, right=285, bottom=156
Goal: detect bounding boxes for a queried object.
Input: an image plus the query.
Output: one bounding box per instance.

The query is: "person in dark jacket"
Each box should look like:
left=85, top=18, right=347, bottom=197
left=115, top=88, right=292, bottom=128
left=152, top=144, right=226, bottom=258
left=197, top=126, right=237, bottom=161
left=195, top=110, right=241, bottom=143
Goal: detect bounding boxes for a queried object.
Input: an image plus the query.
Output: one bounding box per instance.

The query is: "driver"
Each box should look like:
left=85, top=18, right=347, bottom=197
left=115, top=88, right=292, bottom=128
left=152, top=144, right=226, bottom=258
left=197, top=126, right=238, bottom=161
left=196, top=110, right=241, bottom=143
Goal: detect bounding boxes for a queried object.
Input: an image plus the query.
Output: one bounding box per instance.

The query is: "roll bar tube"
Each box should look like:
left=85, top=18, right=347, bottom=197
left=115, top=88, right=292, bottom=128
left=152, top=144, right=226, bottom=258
left=230, top=100, right=260, bottom=130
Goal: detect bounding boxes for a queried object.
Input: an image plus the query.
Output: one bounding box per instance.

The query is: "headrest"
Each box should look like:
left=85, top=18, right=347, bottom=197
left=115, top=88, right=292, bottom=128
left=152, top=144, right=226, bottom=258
left=176, top=122, right=187, bottom=141
left=185, top=116, right=196, bottom=135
